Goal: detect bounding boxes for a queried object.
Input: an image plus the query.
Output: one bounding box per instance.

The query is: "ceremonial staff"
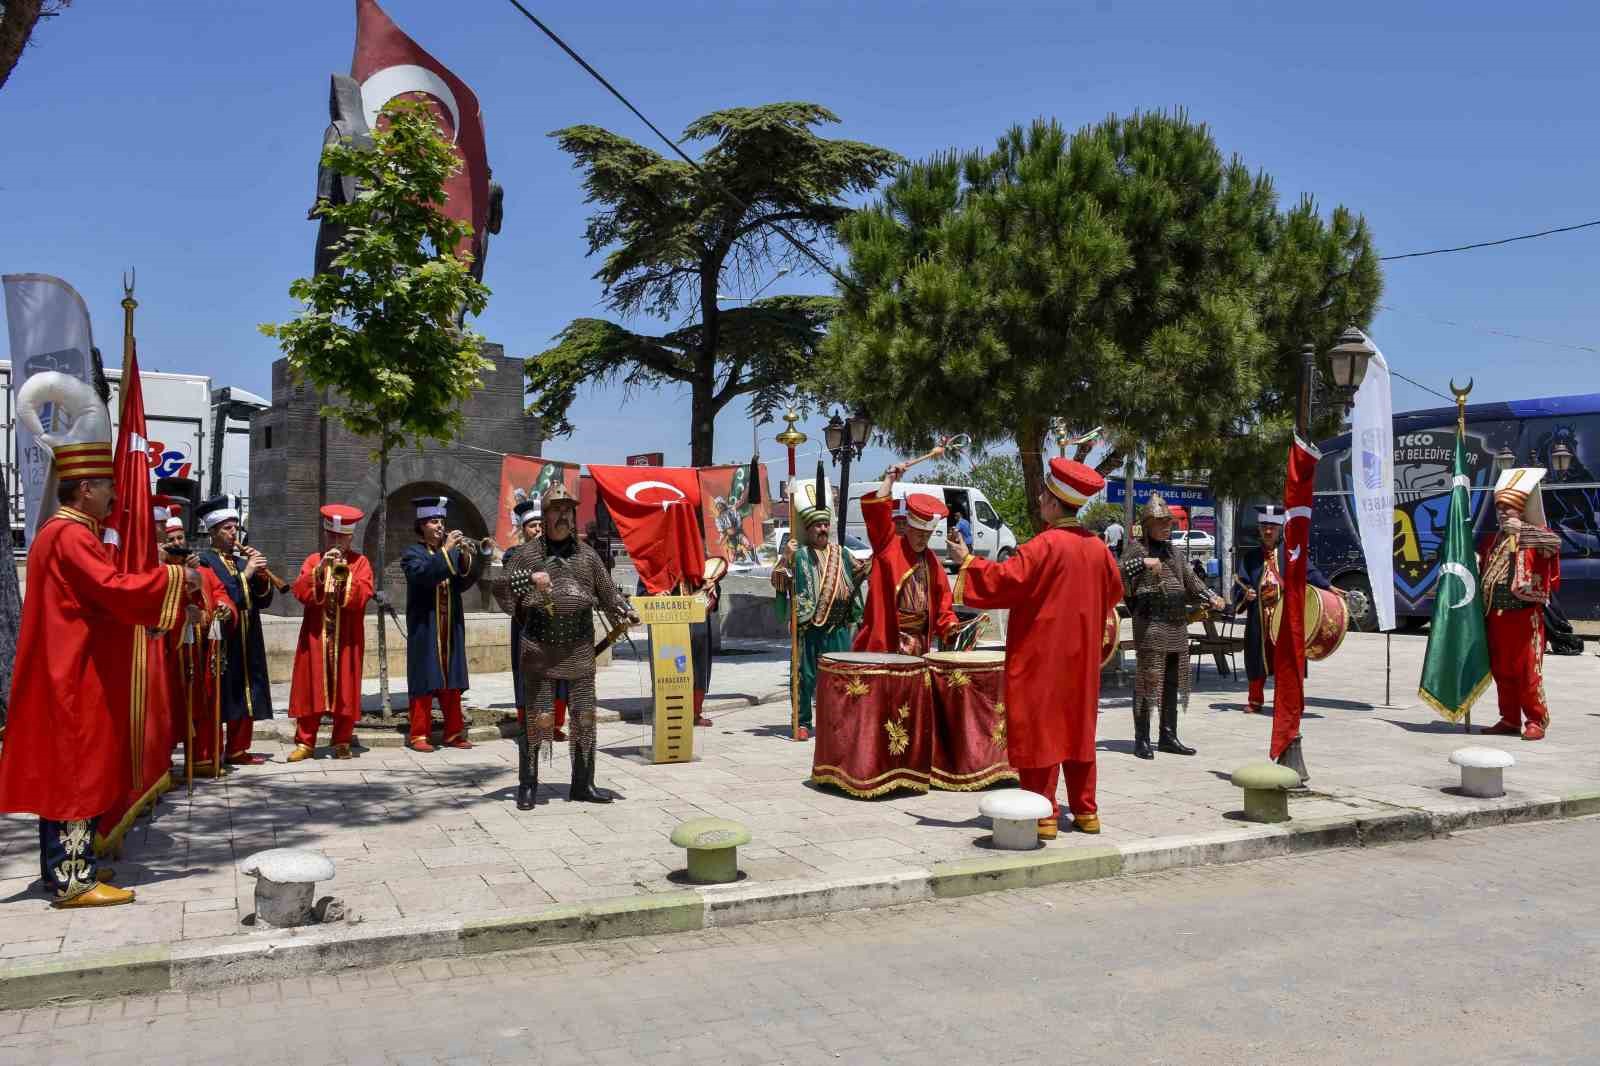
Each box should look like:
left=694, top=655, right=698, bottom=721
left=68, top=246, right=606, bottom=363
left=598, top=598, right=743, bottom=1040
left=210, top=615, right=223, bottom=778
left=182, top=619, right=196, bottom=794
left=775, top=411, right=807, bottom=741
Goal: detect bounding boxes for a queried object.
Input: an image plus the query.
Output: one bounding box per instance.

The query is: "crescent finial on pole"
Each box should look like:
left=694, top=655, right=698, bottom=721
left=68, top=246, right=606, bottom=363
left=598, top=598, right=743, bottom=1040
left=1449, top=377, right=1473, bottom=404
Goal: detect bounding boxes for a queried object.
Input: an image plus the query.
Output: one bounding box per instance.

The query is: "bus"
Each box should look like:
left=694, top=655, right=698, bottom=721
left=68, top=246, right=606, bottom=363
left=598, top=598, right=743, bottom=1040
left=1237, top=392, right=1600, bottom=635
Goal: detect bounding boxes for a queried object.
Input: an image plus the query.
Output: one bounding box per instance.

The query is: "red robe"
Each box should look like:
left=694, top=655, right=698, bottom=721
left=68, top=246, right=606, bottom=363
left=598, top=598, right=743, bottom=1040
left=853, top=492, right=958, bottom=653
left=0, top=508, right=185, bottom=822
left=95, top=617, right=181, bottom=851
left=176, top=567, right=232, bottom=761
left=289, top=551, right=374, bottom=720
left=954, top=520, right=1123, bottom=767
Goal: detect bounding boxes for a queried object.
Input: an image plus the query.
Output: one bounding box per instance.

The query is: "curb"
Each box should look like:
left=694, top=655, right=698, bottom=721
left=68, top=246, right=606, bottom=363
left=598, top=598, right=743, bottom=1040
left=5, top=788, right=1596, bottom=1010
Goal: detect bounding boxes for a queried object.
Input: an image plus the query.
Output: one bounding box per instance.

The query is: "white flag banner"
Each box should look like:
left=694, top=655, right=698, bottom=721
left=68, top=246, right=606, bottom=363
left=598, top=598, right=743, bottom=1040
left=3, top=274, right=97, bottom=542
left=1350, top=331, right=1396, bottom=631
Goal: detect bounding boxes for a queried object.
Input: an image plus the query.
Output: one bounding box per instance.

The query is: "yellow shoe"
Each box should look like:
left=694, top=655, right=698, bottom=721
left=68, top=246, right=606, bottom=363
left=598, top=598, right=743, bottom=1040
left=285, top=744, right=315, bottom=763
left=1073, top=814, right=1101, bottom=834
left=332, top=744, right=353, bottom=760
left=1036, top=817, right=1059, bottom=841
left=53, top=883, right=135, bottom=909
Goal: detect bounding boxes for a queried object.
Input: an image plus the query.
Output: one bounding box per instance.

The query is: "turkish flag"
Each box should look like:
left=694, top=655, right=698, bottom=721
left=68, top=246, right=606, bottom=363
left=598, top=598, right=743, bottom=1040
left=103, top=342, right=156, bottom=573
left=588, top=465, right=706, bottom=594
left=1270, top=435, right=1321, bottom=760
left=352, top=0, right=490, bottom=268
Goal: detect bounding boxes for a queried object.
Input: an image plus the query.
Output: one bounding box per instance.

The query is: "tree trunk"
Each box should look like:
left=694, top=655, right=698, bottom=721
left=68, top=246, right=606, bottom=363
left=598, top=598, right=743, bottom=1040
left=1015, top=418, right=1046, bottom=535
left=690, top=265, right=723, bottom=468
left=0, top=0, right=45, bottom=94
left=0, top=469, right=21, bottom=730
left=376, top=443, right=391, bottom=713
left=1123, top=454, right=1136, bottom=532
left=689, top=376, right=716, bottom=467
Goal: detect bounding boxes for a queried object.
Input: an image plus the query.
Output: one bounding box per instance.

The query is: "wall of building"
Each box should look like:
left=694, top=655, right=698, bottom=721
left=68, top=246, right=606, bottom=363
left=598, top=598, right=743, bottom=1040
left=248, top=344, right=541, bottom=614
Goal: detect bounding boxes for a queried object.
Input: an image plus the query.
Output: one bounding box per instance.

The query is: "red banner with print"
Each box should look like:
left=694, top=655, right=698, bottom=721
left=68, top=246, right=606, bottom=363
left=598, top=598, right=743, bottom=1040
left=697, top=462, right=769, bottom=567
left=494, top=456, right=579, bottom=547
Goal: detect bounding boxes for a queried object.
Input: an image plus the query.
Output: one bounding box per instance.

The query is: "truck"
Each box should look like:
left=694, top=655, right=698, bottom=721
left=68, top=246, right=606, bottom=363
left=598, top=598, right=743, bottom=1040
left=1, top=360, right=266, bottom=546
left=843, top=480, right=1021, bottom=566
left=1235, top=391, right=1600, bottom=635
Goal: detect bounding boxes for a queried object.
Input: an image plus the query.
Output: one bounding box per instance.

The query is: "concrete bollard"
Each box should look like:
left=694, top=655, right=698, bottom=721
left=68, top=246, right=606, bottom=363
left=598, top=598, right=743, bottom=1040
left=978, top=789, right=1055, bottom=850
left=1450, top=746, right=1515, bottom=798
left=240, top=849, right=337, bottom=927
left=1230, top=762, right=1303, bottom=823
left=670, top=818, right=751, bottom=884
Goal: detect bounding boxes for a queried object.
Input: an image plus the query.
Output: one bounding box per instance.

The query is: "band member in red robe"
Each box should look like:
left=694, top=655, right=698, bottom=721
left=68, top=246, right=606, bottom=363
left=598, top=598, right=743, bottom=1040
left=1478, top=468, right=1561, bottom=741
left=287, top=505, right=375, bottom=760
left=951, top=458, right=1123, bottom=838
left=0, top=443, right=194, bottom=906
left=854, top=468, right=959, bottom=656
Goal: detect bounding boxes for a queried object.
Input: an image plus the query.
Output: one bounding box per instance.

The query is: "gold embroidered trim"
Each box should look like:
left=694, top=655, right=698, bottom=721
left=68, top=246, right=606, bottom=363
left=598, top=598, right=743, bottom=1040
left=810, top=767, right=930, bottom=798
left=953, top=553, right=976, bottom=606
left=94, top=771, right=172, bottom=858
left=930, top=766, right=1019, bottom=791
left=883, top=717, right=909, bottom=755
left=812, top=763, right=932, bottom=787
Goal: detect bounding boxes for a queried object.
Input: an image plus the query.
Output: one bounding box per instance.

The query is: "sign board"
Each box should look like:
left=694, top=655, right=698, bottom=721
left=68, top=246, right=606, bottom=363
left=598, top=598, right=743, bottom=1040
left=1106, top=480, right=1216, bottom=535
left=631, top=594, right=706, bottom=764
left=626, top=452, right=664, bottom=467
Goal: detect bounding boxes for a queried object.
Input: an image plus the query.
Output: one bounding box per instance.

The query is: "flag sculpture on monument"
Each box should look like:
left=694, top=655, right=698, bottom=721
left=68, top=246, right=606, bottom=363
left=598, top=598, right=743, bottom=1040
left=1418, top=395, right=1492, bottom=722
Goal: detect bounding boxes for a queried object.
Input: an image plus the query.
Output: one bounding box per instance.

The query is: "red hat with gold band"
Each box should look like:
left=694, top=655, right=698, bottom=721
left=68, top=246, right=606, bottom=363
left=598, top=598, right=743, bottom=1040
left=904, top=492, right=949, bottom=533
left=52, top=441, right=115, bottom=480
left=321, top=503, right=364, bottom=533
left=1046, top=457, right=1104, bottom=507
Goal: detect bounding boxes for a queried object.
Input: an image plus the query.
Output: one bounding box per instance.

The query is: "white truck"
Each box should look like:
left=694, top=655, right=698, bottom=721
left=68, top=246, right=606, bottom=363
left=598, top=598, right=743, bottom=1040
left=1, top=360, right=265, bottom=544
left=843, top=480, right=1020, bottom=566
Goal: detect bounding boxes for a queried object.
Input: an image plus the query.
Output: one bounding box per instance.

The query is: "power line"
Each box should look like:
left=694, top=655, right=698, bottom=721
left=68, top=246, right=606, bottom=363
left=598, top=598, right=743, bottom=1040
left=1379, top=218, right=1600, bottom=262
left=1377, top=302, right=1600, bottom=356
left=1386, top=368, right=1452, bottom=403
left=502, top=0, right=853, bottom=291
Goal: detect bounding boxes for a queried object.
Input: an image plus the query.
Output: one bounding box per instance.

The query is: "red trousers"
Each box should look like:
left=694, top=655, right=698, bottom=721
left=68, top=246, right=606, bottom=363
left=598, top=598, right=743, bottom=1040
left=1017, top=760, right=1098, bottom=819
left=190, top=717, right=253, bottom=764
left=409, top=690, right=466, bottom=744
left=1248, top=677, right=1268, bottom=709
left=516, top=701, right=567, bottom=729
left=1487, top=607, right=1549, bottom=729
left=294, top=714, right=358, bottom=748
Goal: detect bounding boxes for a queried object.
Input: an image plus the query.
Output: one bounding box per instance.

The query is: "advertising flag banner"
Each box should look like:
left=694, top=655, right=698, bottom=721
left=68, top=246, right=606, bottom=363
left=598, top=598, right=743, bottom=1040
left=1270, top=435, right=1320, bottom=761
left=1350, top=333, right=1396, bottom=630
left=1417, top=430, right=1492, bottom=721
left=494, top=456, right=579, bottom=546
left=2, top=274, right=96, bottom=540
left=697, top=462, right=769, bottom=567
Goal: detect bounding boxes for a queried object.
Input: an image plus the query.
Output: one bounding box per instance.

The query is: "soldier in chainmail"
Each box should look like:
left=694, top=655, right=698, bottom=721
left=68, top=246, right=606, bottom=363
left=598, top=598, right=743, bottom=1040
left=504, top=483, right=636, bottom=810
left=1120, top=495, right=1224, bottom=760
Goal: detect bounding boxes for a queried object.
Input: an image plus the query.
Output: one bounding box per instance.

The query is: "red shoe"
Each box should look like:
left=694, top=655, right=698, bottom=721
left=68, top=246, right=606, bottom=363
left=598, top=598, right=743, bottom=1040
left=408, top=738, right=435, bottom=753
left=1244, top=704, right=1264, bottom=715
left=796, top=727, right=810, bottom=741
left=553, top=729, right=568, bottom=742
left=695, top=715, right=713, bottom=727
left=225, top=752, right=266, bottom=766
left=1522, top=721, right=1547, bottom=741
left=445, top=736, right=474, bottom=750
left=1481, top=720, right=1521, bottom=737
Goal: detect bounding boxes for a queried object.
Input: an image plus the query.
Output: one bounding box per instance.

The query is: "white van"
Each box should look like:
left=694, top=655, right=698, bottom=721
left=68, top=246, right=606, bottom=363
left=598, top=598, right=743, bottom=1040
left=843, top=481, right=1020, bottom=566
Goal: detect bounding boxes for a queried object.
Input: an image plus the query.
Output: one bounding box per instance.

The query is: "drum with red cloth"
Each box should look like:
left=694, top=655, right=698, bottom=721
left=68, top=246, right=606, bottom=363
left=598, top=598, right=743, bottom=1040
left=925, top=650, right=1017, bottom=791
left=811, top=652, right=932, bottom=798
left=1268, top=585, right=1350, bottom=662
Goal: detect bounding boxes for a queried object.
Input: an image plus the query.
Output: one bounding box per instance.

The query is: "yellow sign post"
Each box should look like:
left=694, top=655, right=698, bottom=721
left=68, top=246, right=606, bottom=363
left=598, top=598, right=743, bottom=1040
left=631, top=594, right=707, bottom=764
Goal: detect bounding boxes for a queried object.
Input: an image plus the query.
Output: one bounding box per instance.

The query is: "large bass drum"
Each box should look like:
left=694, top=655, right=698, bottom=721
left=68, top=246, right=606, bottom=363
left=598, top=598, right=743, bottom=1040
left=811, top=653, right=932, bottom=798
left=925, top=650, right=1017, bottom=792
left=1101, top=610, right=1120, bottom=667
left=1268, top=585, right=1349, bottom=662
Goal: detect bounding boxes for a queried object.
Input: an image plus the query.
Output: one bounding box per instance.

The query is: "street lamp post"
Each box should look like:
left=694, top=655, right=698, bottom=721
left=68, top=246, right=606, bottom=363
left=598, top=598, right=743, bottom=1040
left=825, top=410, right=872, bottom=535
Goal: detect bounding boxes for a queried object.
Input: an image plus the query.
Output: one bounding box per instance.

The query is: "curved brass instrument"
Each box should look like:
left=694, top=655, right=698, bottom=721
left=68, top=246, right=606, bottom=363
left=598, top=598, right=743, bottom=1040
left=235, top=549, right=292, bottom=593
left=321, top=548, right=350, bottom=600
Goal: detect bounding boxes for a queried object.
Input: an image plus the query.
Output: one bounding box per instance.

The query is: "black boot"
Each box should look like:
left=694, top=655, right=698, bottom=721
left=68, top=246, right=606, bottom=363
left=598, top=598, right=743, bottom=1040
left=1156, top=654, right=1195, bottom=755
left=1133, top=704, right=1154, bottom=760
left=569, top=745, right=613, bottom=803
left=516, top=734, right=538, bottom=810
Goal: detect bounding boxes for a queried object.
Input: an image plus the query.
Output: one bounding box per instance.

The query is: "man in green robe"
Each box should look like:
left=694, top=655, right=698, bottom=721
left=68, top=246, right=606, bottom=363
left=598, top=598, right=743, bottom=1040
left=772, top=498, right=868, bottom=740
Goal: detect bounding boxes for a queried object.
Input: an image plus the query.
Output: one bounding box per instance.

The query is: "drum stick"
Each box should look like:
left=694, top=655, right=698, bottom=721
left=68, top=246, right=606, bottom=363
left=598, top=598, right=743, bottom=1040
left=892, top=434, right=972, bottom=475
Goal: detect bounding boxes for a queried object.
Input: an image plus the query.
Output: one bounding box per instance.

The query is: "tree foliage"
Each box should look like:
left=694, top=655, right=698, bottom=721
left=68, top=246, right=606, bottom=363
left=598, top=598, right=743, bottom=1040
left=928, top=451, right=1031, bottom=541
left=1077, top=501, right=1124, bottom=533
left=529, top=103, right=899, bottom=465
left=260, top=100, right=492, bottom=457
left=818, top=111, right=1380, bottom=527
left=0, top=1, right=70, bottom=93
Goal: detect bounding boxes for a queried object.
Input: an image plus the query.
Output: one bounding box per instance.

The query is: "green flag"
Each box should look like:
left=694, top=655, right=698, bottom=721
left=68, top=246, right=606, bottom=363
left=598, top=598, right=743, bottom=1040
left=1418, top=429, right=1492, bottom=720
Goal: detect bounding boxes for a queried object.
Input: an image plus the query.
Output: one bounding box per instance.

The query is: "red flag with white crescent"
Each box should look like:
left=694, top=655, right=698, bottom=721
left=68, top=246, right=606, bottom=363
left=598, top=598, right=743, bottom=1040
left=103, top=343, right=157, bottom=574
left=1270, top=435, right=1321, bottom=760
left=588, top=465, right=707, bottom=594
left=352, top=0, right=490, bottom=266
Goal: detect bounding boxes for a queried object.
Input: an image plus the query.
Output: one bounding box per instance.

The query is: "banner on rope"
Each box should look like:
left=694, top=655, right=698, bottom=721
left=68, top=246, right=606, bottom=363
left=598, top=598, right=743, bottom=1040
left=493, top=455, right=579, bottom=545
left=696, top=462, right=770, bottom=568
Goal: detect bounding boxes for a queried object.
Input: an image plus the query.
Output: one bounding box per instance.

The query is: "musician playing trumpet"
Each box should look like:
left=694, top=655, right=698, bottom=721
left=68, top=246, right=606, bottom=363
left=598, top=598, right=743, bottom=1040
left=194, top=494, right=275, bottom=769
left=401, top=496, right=486, bottom=752
left=286, top=505, right=374, bottom=761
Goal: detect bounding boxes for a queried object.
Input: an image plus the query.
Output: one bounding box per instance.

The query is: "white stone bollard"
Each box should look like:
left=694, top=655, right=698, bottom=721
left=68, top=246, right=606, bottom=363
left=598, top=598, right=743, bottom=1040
left=1449, top=746, right=1515, bottom=799
left=979, top=789, right=1055, bottom=850
left=240, top=849, right=337, bottom=927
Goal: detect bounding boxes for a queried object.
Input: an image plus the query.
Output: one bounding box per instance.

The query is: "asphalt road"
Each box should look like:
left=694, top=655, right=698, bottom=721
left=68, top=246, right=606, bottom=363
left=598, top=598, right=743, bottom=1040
left=6, top=816, right=1598, bottom=1065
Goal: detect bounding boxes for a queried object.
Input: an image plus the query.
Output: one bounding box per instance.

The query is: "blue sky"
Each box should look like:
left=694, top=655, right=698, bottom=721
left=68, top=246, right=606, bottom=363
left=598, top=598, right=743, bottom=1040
left=5, top=0, right=1598, bottom=481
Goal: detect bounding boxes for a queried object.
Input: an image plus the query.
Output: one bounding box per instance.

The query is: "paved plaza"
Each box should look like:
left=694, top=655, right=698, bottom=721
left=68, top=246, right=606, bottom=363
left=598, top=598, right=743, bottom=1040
left=0, top=632, right=1594, bottom=971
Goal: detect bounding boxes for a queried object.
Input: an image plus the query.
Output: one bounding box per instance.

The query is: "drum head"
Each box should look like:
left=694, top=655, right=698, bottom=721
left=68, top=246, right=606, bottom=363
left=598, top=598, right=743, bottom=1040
left=821, top=652, right=925, bottom=667
left=925, top=651, right=1004, bottom=666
